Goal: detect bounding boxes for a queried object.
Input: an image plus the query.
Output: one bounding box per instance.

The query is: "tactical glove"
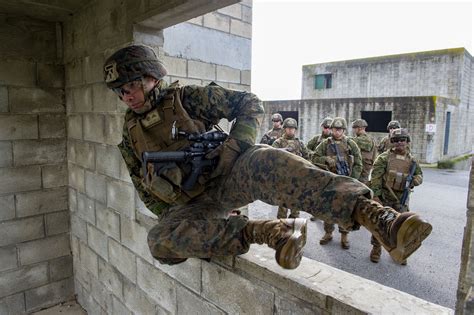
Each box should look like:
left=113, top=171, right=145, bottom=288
left=412, top=175, right=422, bottom=186
left=206, top=137, right=241, bottom=178
left=325, top=156, right=337, bottom=170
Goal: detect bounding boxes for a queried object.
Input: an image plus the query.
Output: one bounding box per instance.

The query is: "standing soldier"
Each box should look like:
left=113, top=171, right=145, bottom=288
left=377, top=120, right=401, bottom=154
left=351, top=119, right=377, bottom=185
left=272, top=118, right=310, bottom=219
left=369, top=128, right=423, bottom=264
left=260, top=113, right=284, bottom=145
left=307, top=117, right=333, bottom=151
left=312, top=117, right=363, bottom=249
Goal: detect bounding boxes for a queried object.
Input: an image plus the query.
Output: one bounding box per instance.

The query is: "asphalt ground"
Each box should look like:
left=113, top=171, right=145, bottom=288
left=248, top=167, right=471, bottom=309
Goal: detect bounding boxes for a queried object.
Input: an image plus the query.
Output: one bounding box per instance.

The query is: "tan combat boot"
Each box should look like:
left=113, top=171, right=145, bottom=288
left=370, top=245, right=381, bottom=263
left=340, top=233, right=350, bottom=250
left=243, top=219, right=307, bottom=269
left=354, top=197, right=432, bottom=263
left=319, top=232, right=333, bottom=245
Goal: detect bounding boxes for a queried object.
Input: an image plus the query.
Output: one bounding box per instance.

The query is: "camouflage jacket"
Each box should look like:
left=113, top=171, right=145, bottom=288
left=118, top=81, right=264, bottom=215
left=260, top=127, right=284, bottom=145
left=272, top=134, right=310, bottom=159
left=306, top=133, right=330, bottom=151
left=350, top=133, right=377, bottom=182
left=370, top=149, right=423, bottom=205
left=312, top=136, right=363, bottom=179
left=377, top=135, right=392, bottom=154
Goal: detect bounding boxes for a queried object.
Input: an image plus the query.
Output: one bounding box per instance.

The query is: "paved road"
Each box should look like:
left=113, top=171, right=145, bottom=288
left=248, top=167, right=470, bottom=309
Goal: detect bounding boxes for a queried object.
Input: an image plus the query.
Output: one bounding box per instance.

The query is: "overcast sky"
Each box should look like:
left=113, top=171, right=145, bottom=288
left=251, top=0, right=473, bottom=100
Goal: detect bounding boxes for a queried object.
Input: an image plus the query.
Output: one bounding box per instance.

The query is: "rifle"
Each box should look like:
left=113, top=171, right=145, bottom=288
left=142, top=130, right=228, bottom=191
left=400, top=160, right=417, bottom=212
left=331, top=143, right=350, bottom=176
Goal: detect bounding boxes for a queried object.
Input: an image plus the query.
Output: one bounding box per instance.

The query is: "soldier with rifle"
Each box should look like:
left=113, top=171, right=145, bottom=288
left=312, top=117, right=362, bottom=249
left=369, top=128, right=423, bottom=265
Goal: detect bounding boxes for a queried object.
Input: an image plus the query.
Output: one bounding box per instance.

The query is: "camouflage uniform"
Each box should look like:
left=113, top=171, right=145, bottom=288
left=307, top=117, right=333, bottom=151
left=377, top=120, right=401, bottom=154
left=350, top=119, right=377, bottom=185
left=260, top=113, right=284, bottom=145
left=312, top=118, right=363, bottom=247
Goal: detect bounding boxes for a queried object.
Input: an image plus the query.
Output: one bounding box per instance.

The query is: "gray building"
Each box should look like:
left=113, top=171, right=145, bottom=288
left=260, top=48, right=473, bottom=163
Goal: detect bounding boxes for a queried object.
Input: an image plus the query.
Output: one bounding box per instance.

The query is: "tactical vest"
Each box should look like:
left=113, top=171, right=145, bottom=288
left=277, top=137, right=304, bottom=157
left=327, top=138, right=354, bottom=173
left=126, top=82, right=207, bottom=205
left=383, top=151, right=413, bottom=192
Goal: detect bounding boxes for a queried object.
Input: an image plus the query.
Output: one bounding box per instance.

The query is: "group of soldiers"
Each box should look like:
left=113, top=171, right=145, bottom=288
left=260, top=114, right=423, bottom=264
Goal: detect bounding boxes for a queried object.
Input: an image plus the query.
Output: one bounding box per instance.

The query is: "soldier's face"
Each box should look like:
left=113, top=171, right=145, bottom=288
left=392, top=138, right=408, bottom=153
left=322, top=126, right=331, bottom=136
left=332, top=128, right=344, bottom=139
left=285, top=127, right=296, bottom=137
left=352, top=127, right=364, bottom=136
left=119, top=77, right=157, bottom=114
left=273, top=120, right=282, bottom=128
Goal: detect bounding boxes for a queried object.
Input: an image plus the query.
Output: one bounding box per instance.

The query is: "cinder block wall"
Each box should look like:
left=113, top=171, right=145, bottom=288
left=0, top=15, right=72, bottom=314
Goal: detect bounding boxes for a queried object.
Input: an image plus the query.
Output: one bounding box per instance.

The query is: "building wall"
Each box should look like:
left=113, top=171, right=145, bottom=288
left=301, top=48, right=466, bottom=100
left=0, top=15, right=73, bottom=314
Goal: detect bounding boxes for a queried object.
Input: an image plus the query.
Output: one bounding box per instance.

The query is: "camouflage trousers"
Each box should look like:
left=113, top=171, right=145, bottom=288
left=148, top=145, right=370, bottom=265
left=323, top=222, right=349, bottom=235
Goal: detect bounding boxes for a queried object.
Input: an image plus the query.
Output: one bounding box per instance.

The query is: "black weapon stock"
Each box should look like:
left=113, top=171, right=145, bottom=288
left=400, top=160, right=417, bottom=212
left=142, top=130, right=228, bottom=191
left=331, top=143, right=350, bottom=176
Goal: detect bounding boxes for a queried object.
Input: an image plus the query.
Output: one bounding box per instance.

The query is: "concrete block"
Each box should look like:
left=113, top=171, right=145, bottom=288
left=67, top=140, right=76, bottom=163
left=71, top=86, right=93, bottom=113
left=0, top=263, right=48, bottom=297
left=0, top=245, right=18, bottom=272
left=0, top=115, right=38, bottom=140
left=42, top=164, right=68, bottom=188
left=25, top=278, right=74, bottom=313
left=16, top=187, right=68, bottom=217
left=111, top=295, right=132, bottom=315
left=0, top=293, right=25, bottom=315
left=92, top=84, right=117, bottom=112
left=13, top=139, right=66, bottom=166
left=172, top=76, right=202, bottom=86
left=87, top=224, right=108, bottom=260
left=79, top=241, right=99, bottom=277
left=96, top=206, right=121, bottom=241
left=218, top=4, right=242, bottom=19
left=229, top=83, right=251, bottom=92
left=154, top=258, right=201, bottom=294
left=123, top=279, right=156, bottom=315
left=9, top=87, right=64, bottom=113
left=83, top=54, right=105, bottom=85
left=0, top=141, right=12, bottom=167
left=136, top=258, right=176, bottom=312
left=49, top=255, right=73, bottom=281
left=119, top=158, right=133, bottom=183
left=104, top=114, right=124, bottom=145
left=70, top=214, right=88, bottom=243
left=68, top=115, right=83, bottom=140
left=37, top=63, right=65, bottom=88
left=177, top=286, right=225, bottom=315
left=0, top=59, right=36, bottom=87
left=0, top=165, right=41, bottom=194
left=0, top=194, right=15, bottom=221
left=276, top=296, right=322, bottom=314
left=68, top=162, right=85, bottom=193
left=240, top=0, right=252, bottom=7
left=65, top=58, right=84, bottom=88
left=89, top=275, right=113, bottom=312
left=107, top=180, right=135, bottom=219
left=39, top=114, right=66, bottom=139
left=203, top=12, right=230, bottom=33
left=230, top=19, right=252, bottom=39
left=108, top=238, right=137, bottom=283
left=75, top=141, right=95, bottom=170
left=162, top=55, right=187, bottom=77
left=69, top=187, right=77, bottom=212
left=187, top=16, right=203, bottom=25
left=241, top=70, right=251, bottom=85
left=217, top=65, right=240, bottom=83
left=121, top=217, right=154, bottom=263
left=188, top=60, right=216, bottom=81
left=0, top=216, right=44, bottom=247
left=96, top=144, right=121, bottom=179
left=46, top=211, right=70, bottom=236
left=77, top=192, right=96, bottom=224
left=242, top=5, right=252, bottom=23
left=74, top=264, right=92, bottom=292
left=85, top=171, right=107, bottom=204
left=98, top=258, right=123, bottom=298
left=202, top=262, right=274, bottom=314
left=83, top=114, right=105, bottom=143
left=18, top=233, right=71, bottom=266
left=0, top=86, right=8, bottom=112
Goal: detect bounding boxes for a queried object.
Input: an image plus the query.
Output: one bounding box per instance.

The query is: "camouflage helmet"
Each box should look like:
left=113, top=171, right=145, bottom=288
left=352, top=119, right=368, bottom=128
left=390, top=128, right=411, bottom=142
left=387, top=120, right=401, bottom=131
left=282, top=118, right=298, bottom=129
left=103, top=45, right=167, bottom=89
left=320, top=117, right=333, bottom=128
left=271, top=113, right=283, bottom=122
left=330, top=117, right=347, bottom=129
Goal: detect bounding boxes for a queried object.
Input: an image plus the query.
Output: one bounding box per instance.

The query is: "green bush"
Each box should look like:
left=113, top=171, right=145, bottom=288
left=437, top=159, right=455, bottom=169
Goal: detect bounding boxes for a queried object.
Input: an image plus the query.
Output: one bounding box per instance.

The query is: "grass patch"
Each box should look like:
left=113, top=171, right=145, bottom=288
left=437, top=153, right=473, bottom=169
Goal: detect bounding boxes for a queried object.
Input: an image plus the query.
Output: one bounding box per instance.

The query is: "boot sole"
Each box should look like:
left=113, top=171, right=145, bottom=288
left=275, top=218, right=307, bottom=269
left=389, top=215, right=432, bottom=263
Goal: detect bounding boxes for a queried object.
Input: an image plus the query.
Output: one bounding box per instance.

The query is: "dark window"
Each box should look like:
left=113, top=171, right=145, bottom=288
left=279, top=111, right=299, bottom=124
left=361, top=111, right=392, bottom=132
left=314, top=74, right=332, bottom=89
